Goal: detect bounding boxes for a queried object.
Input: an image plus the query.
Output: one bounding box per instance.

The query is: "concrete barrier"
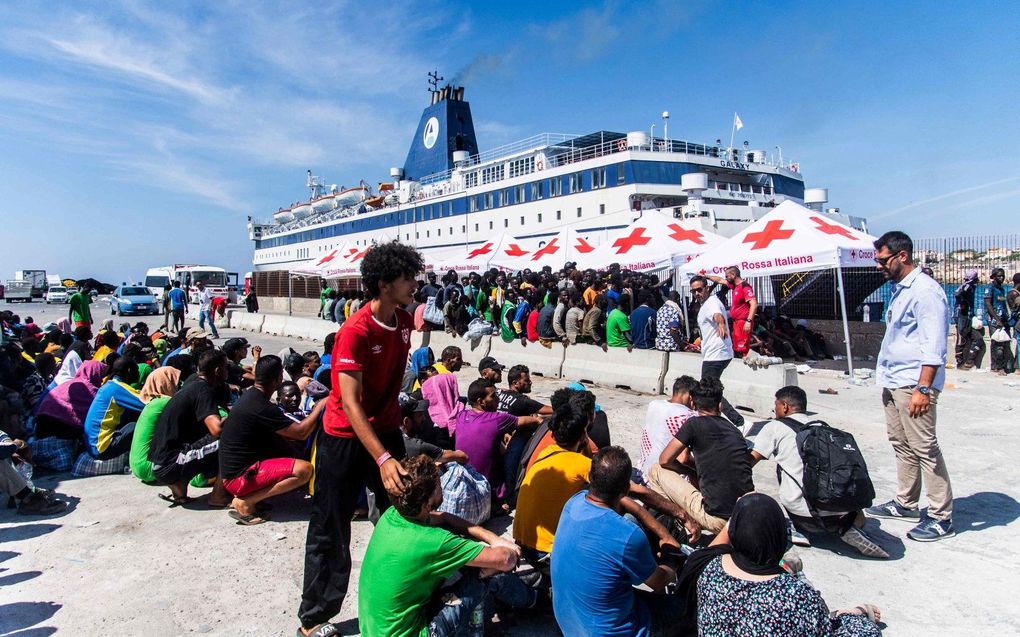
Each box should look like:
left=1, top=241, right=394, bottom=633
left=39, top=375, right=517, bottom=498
left=561, top=346, right=667, bottom=394
left=305, top=321, right=337, bottom=345
left=229, top=311, right=244, bottom=329
left=425, top=331, right=491, bottom=369
left=663, top=352, right=797, bottom=415
left=487, top=337, right=564, bottom=378
left=261, top=314, right=288, bottom=336
left=237, top=313, right=265, bottom=333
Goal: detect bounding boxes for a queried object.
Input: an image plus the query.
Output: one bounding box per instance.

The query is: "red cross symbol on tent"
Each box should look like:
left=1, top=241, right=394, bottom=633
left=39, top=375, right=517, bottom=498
left=574, top=237, right=595, bottom=254
left=344, top=247, right=359, bottom=259
left=743, top=220, right=794, bottom=250
left=349, top=248, right=369, bottom=262
left=468, top=242, right=494, bottom=259
left=612, top=227, right=651, bottom=254
left=504, top=243, right=529, bottom=257
left=667, top=224, right=706, bottom=245
left=531, top=238, right=560, bottom=261
left=810, top=216, right=857, bottom=239
left=316, top=250, right=338, bottom=265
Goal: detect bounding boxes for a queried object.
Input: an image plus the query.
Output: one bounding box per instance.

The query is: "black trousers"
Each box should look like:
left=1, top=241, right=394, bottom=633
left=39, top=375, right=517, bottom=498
left=700, top=358, right=745, bottom=429
left=298, top=428, right=405, bottom=629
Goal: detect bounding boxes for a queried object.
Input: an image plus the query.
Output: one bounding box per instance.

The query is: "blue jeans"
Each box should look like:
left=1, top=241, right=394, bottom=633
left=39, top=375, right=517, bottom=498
left=427, top=569, right=534, bottom=637
left=198, top=309, right=219, bottom=338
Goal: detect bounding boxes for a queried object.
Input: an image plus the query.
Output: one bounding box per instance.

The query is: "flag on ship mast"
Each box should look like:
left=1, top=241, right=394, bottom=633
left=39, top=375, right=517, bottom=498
left=733, top=112, right=744, bottom=130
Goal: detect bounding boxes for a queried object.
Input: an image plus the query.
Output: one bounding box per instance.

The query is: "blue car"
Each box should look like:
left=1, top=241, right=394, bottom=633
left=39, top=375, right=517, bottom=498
left=110, top=286, right=159, bottom=316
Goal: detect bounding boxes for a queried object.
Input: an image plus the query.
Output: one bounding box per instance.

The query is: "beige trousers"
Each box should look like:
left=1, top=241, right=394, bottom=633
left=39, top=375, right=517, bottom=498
left=882, top=387, right=953, bottom=521
left=647, top=464, right=727, bottom=533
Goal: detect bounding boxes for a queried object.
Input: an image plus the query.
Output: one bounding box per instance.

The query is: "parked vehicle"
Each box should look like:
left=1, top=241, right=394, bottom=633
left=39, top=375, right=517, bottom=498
left=45, top=286, right=69, bottom=304
left=14, top=270, right=47, bottom=298
left=110, top=285, right=159, bottom=316
left=5, top=280, right=33, bottom=302
left=145, top=264, right=230, bottom=303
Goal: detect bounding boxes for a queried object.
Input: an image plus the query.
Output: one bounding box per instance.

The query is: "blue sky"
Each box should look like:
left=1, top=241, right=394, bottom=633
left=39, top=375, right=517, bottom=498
left=1, top=1, right=1018, bottom=283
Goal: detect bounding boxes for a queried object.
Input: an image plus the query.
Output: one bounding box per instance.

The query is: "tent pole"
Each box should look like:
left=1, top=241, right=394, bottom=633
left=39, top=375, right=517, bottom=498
left=288, top=275, right=293, bottom=317
left=835, top=262, right=854, bottom=378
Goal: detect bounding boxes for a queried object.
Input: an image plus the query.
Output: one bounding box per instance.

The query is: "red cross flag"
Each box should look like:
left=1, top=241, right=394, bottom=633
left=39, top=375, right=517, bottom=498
left=680, top=200, right=877, bottom=278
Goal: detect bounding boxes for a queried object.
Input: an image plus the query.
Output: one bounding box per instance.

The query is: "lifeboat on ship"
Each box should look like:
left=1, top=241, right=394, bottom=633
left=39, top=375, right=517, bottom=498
left=291, top=202, right=313, bottom=219
left=311, top=194, right=334, bottom=214
left=333, top=185, right=371, bottom=208
left=364, top=195, right=386, bottom=208
left=274, top=207, right=295, bottom=222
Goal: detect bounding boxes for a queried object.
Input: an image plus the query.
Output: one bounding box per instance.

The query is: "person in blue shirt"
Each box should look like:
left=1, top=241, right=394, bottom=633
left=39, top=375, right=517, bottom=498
left=167, top=281, right=188, bottom=333
left=629, top=291, right=657, bottom=350
left=83, top=357, right=146, bottom=459
left=551, top=446, right=686, bottom=637
left=866, top=231, right=954, bottom=542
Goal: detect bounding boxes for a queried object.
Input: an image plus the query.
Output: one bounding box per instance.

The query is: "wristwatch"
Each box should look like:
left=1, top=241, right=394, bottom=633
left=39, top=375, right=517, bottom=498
left=916, top=385, right=931, bottom=396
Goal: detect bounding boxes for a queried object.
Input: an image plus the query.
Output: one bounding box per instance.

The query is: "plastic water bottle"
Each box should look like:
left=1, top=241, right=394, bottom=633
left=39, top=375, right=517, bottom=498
left=863, top=305, right=871, bottom=323
left=467, top=603, right=484, bottom=637
left=16, top=461, right=34, bottom=490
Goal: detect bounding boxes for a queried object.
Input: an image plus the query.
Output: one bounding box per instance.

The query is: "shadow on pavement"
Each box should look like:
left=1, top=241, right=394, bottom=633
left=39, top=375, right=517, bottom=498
left=805, top=521, right=906, bottom=561
left=0, top=550, right=19, bottom=563
left=0, top=570, right=42, bottom=587
left=0, top=601, right=61, bottom=634
left=5, top=627, right=58, bottom=637
left=952, top=491, right=1020, bottom=534
left=0, top=523, right=61, bottom=543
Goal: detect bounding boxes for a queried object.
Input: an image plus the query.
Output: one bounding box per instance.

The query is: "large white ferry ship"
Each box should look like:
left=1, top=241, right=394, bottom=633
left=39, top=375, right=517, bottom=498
left=248, top=79, right=866, bottom=277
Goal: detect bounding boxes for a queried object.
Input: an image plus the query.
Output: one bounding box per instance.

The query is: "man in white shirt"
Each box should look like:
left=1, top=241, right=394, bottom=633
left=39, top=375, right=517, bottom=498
left=865, top=230, right=953, bottom=542
left=690, top=275, right=733, bottom=380
left=751, top=385, right=889, bottom=558
left=196, top=281, right=219, bottom=339
left=689, top=275, right=742, bottom=427
left=637, top=376, right=697, bottom=482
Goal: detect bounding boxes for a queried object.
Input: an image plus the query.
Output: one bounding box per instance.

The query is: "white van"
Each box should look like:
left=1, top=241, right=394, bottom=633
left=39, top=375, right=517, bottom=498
left=145, top=265, right=230, bottom=303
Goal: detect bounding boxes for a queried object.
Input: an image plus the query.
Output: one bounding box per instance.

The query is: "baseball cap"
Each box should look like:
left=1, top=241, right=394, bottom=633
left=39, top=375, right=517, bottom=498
left=478, top=357, right=505, bottom=372
left=399, top=397, right=431, bottom=419
left=223, top=337, right=249, bottom=355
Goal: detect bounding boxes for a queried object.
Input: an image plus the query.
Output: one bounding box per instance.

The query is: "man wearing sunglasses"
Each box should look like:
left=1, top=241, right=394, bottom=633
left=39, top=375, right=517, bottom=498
left=865, top=231, right=954, bottom=542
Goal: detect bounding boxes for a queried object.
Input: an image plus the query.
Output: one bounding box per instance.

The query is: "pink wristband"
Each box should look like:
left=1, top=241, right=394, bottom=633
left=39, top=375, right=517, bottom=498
left=375, top=452, right=393, bottom=467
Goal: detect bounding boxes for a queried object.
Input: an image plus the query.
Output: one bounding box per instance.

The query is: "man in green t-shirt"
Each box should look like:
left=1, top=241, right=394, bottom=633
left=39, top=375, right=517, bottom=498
left=68, top=288, right=93, bottom=328
left=358, top=455, right=536, bottom=637
left=606, top=293, right=634, bottom=351
left=318, top=282, right=333, bottom=320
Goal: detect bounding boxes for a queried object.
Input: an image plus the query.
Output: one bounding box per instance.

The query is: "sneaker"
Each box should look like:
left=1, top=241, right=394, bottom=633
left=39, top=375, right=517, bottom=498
left=864, top=499, right=921, bottom=521
left=17, top=492, right=67, bottom=516
left=907, top=517, right=956, bottom=542
left=841, top=526, right=890, bottom=558
left=788, top=520, right=811, bottom=547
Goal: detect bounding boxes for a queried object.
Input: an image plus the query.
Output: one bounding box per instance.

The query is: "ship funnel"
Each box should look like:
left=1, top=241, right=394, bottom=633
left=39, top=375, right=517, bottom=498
left=804, top=188, right=829, bottom=211
left=403, top=81, right=478, bottom=181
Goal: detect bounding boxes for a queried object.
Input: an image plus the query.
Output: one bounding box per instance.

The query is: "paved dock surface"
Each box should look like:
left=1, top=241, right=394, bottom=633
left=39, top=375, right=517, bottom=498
left=2, top=303, right=1019, bottom=635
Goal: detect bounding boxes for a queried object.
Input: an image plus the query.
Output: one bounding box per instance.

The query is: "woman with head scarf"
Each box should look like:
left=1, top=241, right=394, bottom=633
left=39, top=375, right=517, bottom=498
left=420, top=372, right=463, bottom=449
left=35, top=361, right=108, bottom=439
left=130, top=367, right=183, bottom=483
left=683, top=493, right=881, bottom=636
left=402, top=346, right=434, bottom=393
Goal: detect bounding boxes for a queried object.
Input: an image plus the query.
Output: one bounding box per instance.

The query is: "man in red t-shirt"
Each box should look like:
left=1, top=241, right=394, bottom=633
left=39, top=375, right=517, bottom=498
left=708, top=266, right=758, bottom=356
left=298, top=241, right=423, bottom=637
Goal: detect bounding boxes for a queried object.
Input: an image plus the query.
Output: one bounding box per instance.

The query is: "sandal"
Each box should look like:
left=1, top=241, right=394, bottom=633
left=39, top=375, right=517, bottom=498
left=158, top=492, right=192, bottom=508
left=855, top=604, right=880, bottom=624
left=296, top=624, right=339, bottom=637
left=228, top=509, right=268, bottom=526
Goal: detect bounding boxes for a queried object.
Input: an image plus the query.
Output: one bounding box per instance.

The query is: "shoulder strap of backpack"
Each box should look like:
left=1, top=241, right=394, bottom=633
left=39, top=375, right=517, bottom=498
left=775, top=417, right=824, bottom=521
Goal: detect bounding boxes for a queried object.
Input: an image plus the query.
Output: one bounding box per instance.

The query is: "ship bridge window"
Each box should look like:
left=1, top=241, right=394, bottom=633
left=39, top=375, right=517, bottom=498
left=469, top=198, right=478, bottom=212
left=484, top=193, right=494, bottom=209
left=531, top=181, right=544, bottom=200
left=550, top=178, right=563, bottom=197
left=499, top=190, right=510, bottom=206
left=465, top=172, right=478, bottom=188
left=516, top=185, right=525, bottom=203
left=481, top=165, right=504, bottom=185
left=508, top=157, right=535, bottom=178
left=591, top=167, right=607, bottom=189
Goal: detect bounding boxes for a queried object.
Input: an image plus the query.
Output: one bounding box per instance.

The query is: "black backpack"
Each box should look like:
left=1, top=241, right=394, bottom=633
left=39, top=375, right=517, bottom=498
left=778, top=417, right=875, bottom=514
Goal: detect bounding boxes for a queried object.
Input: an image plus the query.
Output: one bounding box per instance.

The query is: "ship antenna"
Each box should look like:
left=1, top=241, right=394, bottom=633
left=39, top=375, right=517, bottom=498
left=427, top=70, right=444, bottom=92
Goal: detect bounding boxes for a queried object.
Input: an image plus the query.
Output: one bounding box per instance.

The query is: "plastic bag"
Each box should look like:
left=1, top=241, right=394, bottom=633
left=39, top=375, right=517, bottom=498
left=437, top=462, right=491, bottom=525
left=991, top=328, right=1011, bottom=343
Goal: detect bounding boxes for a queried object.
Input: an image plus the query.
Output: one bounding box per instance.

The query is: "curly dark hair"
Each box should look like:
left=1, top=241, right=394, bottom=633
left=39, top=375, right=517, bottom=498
left=390, top=454, right=440, bottom=518
left=360, top=241, right=424, bottom=298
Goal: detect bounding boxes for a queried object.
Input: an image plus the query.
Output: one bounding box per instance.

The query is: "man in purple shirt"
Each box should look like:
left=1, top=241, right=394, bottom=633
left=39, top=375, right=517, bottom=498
left=455, top=379, right=542, bottom=500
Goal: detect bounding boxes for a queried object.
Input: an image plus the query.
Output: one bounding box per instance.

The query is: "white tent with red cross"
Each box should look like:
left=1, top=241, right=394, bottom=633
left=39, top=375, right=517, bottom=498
left=679, top=200, right=878, bottom=375
left=290, top=243, right=363, bottom=278
left=487, top=228, right=600, bottom=272
left=573, top=210, right=725, bottom=273
left=431, top=233, right=529, bottom=274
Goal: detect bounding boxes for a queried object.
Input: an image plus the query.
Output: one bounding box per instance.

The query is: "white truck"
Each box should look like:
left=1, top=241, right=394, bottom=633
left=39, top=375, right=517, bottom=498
left=4, top=280, right=33, bottom=302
